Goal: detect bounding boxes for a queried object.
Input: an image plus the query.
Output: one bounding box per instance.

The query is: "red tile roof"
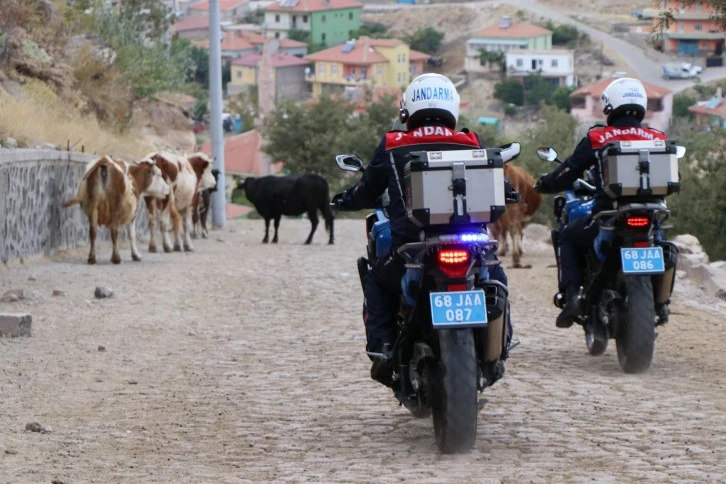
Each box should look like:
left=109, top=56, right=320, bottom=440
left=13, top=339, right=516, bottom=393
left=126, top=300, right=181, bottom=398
left=197, top=31, right=307, bottom=50
left=170, top=15, right=210, bottom=33
left=232, top=52, right=309, bottom=68
left=304, top=37, right=388, bottom=65
left=473, top=22, right=552, bottom=38
left=201, top=130, right=262, bottom=176
left=190, top=0, right=249, bottom=12
left=571, top=78, right=672, bottom=99
left=688, top=97, right=726, bottom=118
left=265, top=0, right=361, bottom=13
left=408, top=49, right=431, bottom=61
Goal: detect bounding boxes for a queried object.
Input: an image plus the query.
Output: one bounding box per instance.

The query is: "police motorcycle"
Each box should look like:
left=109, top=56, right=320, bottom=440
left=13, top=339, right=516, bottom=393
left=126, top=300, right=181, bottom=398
left=333, top=142, right=521, bottom=454
left=537, top=139, right=686, bottom=373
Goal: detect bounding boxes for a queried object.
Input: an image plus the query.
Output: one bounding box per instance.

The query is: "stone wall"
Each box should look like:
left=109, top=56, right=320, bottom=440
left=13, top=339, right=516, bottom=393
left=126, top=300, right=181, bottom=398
left=0, top=149, right=148, bottom=265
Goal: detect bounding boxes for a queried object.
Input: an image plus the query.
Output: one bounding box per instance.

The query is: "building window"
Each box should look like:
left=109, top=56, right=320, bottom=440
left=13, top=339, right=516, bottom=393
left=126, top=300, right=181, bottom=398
left=349, top=12, right=353, bottom=20
left=275, top=14, right=280, bottom=22
left=322, top=14, right=326, bottom=22
left=648, top=98, right=663, bottom=111
left=695, top=23, right=702, bottom=31
left=516, top=59, right=523, bottom=67
left=236, top=70, right=242, bottom=78
left=402, top=54, right=406, bottom=63
left=321, top=33, right=326, bottom=42
left=571, top=96, right=586, bottom=109
left=678, top=22, right=684, bottom=32
left=303, top=15, right=308, bottom=22
left=332, top=65, right=338, bottom=76
left=695, top=3, right=702, bottom=12
left=275, top=32, right=280, bottom=38
left=361, top=67, right=367, bottom=77
left=377, top=65, right=383, bottom=76
left=551, top=59, right=558, bottom=67
left=351, top=67, right=356, bottom=75
left=319, top=64, right=325, bottom=74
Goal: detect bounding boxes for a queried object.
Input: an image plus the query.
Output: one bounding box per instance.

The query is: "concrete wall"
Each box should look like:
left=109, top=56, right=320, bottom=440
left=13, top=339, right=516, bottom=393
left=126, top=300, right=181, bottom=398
left=0, top=149, right=148, bottom=266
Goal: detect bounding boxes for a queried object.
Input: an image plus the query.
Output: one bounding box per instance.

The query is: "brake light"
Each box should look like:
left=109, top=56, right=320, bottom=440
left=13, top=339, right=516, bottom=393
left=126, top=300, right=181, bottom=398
left=633, top=240, right=650, bottom=248
left=438, top=248, right=470, bottom=278
left=438, top=249, right=469, bottom=265
left=626, top=216, right=650, bottom=228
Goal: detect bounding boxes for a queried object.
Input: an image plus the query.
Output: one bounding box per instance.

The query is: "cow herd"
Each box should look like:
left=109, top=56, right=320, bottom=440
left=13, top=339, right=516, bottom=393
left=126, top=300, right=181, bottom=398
left=63, top=151, right=218, bottom=265
left=62, top=150, right=540, bottom=268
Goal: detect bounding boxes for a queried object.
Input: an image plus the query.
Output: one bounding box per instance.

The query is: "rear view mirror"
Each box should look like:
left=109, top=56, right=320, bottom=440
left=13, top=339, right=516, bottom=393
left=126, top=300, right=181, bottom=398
left=536, top=146, right=559, bottom=162
left=676, top=145, right=686, bottom=159
left=500, top=142, right=521, bottom=163
left=335, top=154, right=365, bottom=172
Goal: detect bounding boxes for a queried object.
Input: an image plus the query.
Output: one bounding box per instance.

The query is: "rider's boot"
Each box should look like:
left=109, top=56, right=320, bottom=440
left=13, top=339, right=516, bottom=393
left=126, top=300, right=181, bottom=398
left=556, top=286, right=582, bottom=328
left=370, top=343, right=394, bottom=387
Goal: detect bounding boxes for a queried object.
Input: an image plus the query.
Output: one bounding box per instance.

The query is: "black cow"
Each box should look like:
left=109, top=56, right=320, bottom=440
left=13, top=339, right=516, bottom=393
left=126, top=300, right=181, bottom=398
left=235, top=174, right=334, bottom=245
left=192, top=168, right=220, bottom=239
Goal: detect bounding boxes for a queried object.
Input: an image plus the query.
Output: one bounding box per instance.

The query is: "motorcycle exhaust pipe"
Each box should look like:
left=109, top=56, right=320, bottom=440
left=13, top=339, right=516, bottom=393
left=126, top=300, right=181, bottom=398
left=653, top=242, right=679, bottom=305
left=476, top=281, right=508, bottom=363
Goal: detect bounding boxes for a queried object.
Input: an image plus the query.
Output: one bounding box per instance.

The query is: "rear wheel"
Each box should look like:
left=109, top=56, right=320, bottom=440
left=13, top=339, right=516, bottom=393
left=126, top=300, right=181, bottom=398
left=616, top=275, right=656, bottom=373
left=431, top=329, right=478, bottom=454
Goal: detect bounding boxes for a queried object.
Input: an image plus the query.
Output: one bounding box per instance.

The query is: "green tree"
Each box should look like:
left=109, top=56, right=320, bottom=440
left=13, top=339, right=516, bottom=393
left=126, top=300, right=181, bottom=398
left=550, top=86, right=573, bottom=112
left=494, top=79, right=524, bottom=106
left=672, top=93, right=696, bottom=118
left=287, top=28, right=310, bottom=43
left=404, top=27, right=444, bottom=54
left=524, top=75, right=557, bottom=106
left=652, top=1, right=726, bottom=33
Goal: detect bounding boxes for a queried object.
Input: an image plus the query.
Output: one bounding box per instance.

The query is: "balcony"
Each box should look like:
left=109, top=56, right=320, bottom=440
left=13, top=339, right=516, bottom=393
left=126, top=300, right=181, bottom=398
left=306, top=72, right=373, bottom=86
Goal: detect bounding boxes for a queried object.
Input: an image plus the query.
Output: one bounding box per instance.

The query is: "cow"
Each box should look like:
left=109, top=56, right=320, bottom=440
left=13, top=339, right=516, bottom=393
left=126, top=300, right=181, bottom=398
left=234, top=174, right=334, bottom=245
left=489, top=163, right=542, bottom=268
left=192, top=168, right=220, bottom=239
left=144, top=151, right=217, bottom=253
left=62, top=155, right=170, bottom=264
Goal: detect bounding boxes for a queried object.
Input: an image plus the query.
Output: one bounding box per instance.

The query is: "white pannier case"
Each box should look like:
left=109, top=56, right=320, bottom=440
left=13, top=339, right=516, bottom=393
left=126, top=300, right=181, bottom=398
left=404, top=149, right=506, bottom=227
left=599, top=139, right=680, bottom=198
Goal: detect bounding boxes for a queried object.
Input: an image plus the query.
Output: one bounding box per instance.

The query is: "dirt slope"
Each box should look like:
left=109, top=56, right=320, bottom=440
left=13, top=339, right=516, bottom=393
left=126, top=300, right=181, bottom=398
left=0, top=219, right=724, bottom=482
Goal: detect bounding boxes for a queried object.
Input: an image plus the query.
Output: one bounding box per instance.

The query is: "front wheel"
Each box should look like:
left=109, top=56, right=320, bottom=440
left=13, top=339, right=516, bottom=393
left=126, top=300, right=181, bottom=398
left=431, top=329, right=478, bottom=454
left=616, top=275, right=656, bottom=373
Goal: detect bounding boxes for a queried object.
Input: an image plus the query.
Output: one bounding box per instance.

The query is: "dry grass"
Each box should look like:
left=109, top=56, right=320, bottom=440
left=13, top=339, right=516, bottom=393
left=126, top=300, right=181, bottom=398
left=0, top=80, right=155, bottom=160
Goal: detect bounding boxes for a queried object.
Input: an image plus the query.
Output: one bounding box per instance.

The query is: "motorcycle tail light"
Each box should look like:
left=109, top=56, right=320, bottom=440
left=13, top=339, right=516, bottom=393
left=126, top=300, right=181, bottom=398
left=437, top=247, right=470, bottom=278
left=633, top=240, right=650, bottom=248
left=626, top=216, right=650, bottom=228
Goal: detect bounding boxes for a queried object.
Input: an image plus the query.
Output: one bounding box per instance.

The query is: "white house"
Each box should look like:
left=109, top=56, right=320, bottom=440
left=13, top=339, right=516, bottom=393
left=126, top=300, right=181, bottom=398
left=505, top=49, right=576, bottom=87
left=465, top=17, right=552, bottom=72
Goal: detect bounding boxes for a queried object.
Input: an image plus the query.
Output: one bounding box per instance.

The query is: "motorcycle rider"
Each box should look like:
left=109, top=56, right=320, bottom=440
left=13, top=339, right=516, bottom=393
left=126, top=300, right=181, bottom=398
left=534, top=77, right=668, bottom=328
left=333, top=73, right=516, bottom=386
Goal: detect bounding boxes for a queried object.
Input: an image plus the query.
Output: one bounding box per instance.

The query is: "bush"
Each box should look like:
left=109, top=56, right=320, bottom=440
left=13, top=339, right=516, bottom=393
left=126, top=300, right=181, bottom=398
left=404, top=27, right=444, bottom=54
left=673, top=93, right=696, bottom=118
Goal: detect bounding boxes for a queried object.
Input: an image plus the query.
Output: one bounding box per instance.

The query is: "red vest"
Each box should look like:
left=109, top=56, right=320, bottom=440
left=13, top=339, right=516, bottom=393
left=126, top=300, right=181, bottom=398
left=385, top=126, right=481, bottom=150
left=588, top=125, right=667, bottom=150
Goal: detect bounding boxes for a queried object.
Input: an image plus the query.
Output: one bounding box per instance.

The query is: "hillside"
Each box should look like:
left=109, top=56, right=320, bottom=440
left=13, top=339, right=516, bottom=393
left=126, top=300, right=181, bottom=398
left=0, top=0, right=196, bottom=159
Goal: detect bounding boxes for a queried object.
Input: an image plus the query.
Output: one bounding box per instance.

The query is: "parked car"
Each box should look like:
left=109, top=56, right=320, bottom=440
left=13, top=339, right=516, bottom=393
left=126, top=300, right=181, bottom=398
left=662, top=63, right=703, bottom=81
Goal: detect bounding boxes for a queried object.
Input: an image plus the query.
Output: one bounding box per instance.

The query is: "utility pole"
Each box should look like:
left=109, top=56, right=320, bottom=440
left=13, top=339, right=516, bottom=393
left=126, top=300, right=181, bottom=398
left=209, top=0, right=226, bottom=229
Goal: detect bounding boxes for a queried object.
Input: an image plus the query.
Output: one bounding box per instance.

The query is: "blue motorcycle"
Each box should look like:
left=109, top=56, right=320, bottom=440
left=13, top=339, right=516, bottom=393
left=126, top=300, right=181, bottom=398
left=334, top=143, right=521, bottom=454
left=537, top=143, right=686, bottom=373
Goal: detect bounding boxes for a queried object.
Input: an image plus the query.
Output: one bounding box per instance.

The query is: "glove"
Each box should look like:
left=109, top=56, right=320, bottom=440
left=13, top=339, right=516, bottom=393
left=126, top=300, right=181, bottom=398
left=505, top=190, right=520, bottom=205
left=331, top=193, right=345, bottom=209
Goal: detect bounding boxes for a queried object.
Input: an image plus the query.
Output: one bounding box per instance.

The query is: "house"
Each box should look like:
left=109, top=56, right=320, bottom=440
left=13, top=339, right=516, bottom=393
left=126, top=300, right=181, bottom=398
left=505, top=49, right=576, bottom=87
left=569, top=78, right=673, bottom=132
left=263, top=0, right=362, bottom=47
left=653, top=0, right=725, bottom=55
left=409, top=50, right=431, bottom=78
left=171, top=15, right=234, bottom=39
left=188, top=0, right=251, bottom=20
left=303, top=36, right=429, bottom=97
left=199, top=130, right=281, bottom=202
left=229, top=51, right=309, bottom=100
left=465, top=17, right=553, bottom=72
left=689, top=88, right=726, bottom=129
left=197, top=30, right=308, bottom=59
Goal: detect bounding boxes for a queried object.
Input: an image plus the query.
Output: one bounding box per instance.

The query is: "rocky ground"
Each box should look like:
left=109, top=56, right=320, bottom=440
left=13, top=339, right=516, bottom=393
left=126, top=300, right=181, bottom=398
left=0, top=218, right=724, bottom=482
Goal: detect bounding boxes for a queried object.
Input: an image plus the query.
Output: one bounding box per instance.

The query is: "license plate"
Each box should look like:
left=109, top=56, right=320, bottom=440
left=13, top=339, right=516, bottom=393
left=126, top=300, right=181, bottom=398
left=621, top=247, right=665, bottom=274
left=429, top=290, right=488, bottom=328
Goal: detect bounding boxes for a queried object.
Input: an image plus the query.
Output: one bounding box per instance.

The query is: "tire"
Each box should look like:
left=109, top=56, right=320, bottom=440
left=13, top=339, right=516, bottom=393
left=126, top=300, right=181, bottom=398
left=616, top=275, right=656, bottom=373
left=431, top=329, right=478, bottom=454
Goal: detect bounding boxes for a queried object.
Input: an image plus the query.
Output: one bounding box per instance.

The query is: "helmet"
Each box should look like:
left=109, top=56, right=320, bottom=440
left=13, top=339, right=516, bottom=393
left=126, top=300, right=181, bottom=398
left=600, top=77, right=647, bottom=124
left=399, top=73, right=460, bottom=130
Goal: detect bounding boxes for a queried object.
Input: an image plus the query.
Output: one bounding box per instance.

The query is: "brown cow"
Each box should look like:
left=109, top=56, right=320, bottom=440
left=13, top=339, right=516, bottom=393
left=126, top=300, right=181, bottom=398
left=63, top=156, right=170, bottom=264
left=144, top=151, right=217, bottom=252
left=490, top=163, right=542, bottom=268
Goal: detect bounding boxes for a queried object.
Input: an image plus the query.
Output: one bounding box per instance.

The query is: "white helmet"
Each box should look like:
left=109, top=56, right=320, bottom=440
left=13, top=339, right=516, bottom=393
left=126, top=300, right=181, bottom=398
left=600, top=77, right=647, bottom=124
left=399, top=73, right=460, bottom=130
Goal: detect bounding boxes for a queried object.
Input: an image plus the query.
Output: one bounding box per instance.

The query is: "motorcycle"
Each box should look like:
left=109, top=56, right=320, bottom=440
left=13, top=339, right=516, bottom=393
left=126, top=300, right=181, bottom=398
left=333, top=142, right=521, bottom=454
left=536, top=140, right=686, bottom=373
